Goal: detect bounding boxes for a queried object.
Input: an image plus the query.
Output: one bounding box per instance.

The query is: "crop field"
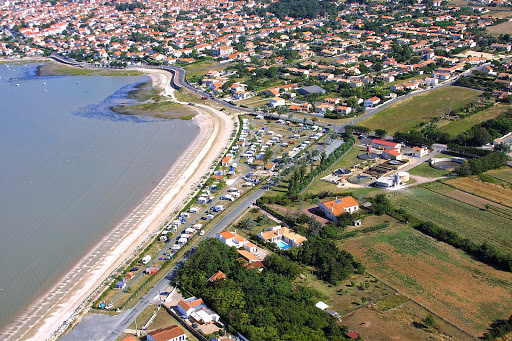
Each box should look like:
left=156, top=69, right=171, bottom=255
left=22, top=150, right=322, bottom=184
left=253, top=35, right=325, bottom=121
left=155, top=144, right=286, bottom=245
left=444, top=176, right=512, bottom=208
left=387, top=187, right=512, bottom=252
left=439, top=104, right=510, bottom=136
left=340, top=225, right=512, bottom=337
left=361, top=86, right=482, bottom=133
left=486, top=167, right=512, bottom=183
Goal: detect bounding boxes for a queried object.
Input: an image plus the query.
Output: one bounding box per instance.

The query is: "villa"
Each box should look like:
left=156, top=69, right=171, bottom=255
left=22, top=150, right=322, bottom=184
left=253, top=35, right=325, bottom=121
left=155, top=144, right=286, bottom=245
left=176, top=297, right=220, bottom=324
left=257, top=226, right=307, bottom=249
left=216, top=231, right=257, bottom=253
left=317, top=197, right=359, bottom=222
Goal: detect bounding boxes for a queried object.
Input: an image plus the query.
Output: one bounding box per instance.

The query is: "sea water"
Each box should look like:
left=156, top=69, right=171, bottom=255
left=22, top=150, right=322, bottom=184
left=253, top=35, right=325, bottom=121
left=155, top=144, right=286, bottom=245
left=0, top=63, right=199, bottom=330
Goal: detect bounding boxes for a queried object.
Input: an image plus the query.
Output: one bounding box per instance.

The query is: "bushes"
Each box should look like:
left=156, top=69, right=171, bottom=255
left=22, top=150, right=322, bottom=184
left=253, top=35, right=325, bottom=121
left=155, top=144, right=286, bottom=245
left=177, top=239, right=349, bottom=340
left=413, top=222, right=512, bottom=272
left=288, top=237, right=365, bottom=285
left=456, top=151, right=508, bottom=176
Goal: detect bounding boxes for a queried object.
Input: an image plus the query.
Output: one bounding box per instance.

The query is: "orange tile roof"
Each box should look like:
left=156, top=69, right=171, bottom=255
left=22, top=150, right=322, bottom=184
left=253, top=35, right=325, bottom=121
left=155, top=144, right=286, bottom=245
left=319, top=197, right=359, bottom=216
left=148, top=325, right=186, bottom=341
left=208, top=270, right=226, bottom=282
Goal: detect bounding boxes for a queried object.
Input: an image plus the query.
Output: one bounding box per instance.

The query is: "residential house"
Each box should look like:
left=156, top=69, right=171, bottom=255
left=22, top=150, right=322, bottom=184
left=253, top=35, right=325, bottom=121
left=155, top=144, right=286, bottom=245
left=337, top=106, right=352, bottom=115
left=317, top=197, right=359, bottom=222
left=364, top=97, right=381, bottom=107
left=147, top=325, right=187, bottom=341
left=216, top=231, right=257, bottom=252
left=289, top=103, right=312, bottom=112
left=257, top=225, right=307, bottom=248
left=176, top=297, right=220, bottom=324
left=269, top=97, right=286, bottom=108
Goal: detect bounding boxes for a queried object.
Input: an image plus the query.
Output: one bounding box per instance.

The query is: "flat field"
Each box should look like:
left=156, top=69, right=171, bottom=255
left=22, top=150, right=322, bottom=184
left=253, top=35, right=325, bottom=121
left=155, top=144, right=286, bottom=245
left=408, top=161, right=451, bottom=178
left=486, top=167, right=512, bottom=183
left=439, top=104, right=510, bottom=136
left=487, top=21, right=512, bottom=35
left=361, top=86, right=482, bottom=133
left=340, top=225, right=512, bottom=336
left=444, top=176, right=512, bottom=208
left=387, top=186, right=512, bottom=252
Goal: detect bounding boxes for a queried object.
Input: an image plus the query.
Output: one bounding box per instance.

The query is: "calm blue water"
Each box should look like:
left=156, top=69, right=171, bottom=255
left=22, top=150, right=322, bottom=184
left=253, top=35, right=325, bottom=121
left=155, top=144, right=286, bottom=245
left=276, top=240, right=291, bottom=250
left=0, top=63, right=199, bottom=330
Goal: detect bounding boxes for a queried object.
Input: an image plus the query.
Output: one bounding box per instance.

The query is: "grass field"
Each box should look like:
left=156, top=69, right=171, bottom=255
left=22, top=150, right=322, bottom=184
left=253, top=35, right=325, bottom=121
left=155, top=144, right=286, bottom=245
left=361, top=86, right=482, bottom=133
left=387, top=186, right=512, bottom=252
left=444, top=176, right=512, bottom=208
left=408, top=161, right=452, bottom=178
left=439, top=104, right=511, bottom=136
left=486, top=21, right=512, bottom=35
left=486, top=167, right=512, bottom=183
left=340, top=225, right=512, bottom=336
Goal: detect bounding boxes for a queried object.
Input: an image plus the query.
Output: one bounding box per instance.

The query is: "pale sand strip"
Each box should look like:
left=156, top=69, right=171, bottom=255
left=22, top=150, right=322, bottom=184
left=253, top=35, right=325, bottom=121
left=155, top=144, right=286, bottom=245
left=1, top=69, right=235, bottom=341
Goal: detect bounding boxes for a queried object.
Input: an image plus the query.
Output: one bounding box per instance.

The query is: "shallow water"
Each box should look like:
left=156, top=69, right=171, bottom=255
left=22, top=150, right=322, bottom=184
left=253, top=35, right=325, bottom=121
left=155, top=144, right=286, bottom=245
left=0, top=63, right=199, bottom=330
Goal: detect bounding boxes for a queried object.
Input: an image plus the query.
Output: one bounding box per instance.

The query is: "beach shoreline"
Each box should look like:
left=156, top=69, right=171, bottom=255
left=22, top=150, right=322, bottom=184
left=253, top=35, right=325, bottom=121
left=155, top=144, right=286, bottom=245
left=0, top=68, right=235, bottom=341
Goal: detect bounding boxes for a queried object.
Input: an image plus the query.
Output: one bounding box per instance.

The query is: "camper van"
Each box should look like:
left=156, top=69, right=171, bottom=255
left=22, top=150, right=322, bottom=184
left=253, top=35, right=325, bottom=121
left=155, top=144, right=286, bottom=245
left=141, top=255, right=151, bottom=265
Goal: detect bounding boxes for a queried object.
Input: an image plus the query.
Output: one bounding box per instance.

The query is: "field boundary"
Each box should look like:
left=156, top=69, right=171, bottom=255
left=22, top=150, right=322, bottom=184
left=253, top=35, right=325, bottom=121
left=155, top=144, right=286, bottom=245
left=421, top=182, right=512, bottom=220
left=439, top=180, right=512, bottom=209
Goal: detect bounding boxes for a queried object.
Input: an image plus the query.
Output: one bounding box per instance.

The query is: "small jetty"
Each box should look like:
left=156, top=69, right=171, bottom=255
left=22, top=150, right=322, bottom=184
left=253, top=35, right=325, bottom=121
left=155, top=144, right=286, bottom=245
left=8, top=76, right=39, bottom=82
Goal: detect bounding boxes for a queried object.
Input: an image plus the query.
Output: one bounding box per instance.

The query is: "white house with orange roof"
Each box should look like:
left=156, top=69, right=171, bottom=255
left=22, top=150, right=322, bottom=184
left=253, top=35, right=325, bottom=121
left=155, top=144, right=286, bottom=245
left=216, top=231, right=257, bottom=253
left=257, top=226, right=307, bottom=248
left=176, top=297, right=220, bottom=324
left=317, top=197, right=359, bottom=222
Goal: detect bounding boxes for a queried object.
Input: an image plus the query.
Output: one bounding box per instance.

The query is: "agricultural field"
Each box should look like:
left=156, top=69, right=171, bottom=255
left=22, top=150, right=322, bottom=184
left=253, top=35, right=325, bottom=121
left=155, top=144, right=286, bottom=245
left=486, top=167, right=512, bottom=183
left=340, top=225, right=512, bottom=337
left=361, top=86, right=482, bottom=133
left=444, top=176, right=512, bottom=208
left=387, top=186, right=512, bottom=252
left=341, top=301, right=474, bottom=341
left=439, top=104, right=511, bottom=136
left=486, top=21, right=512, bottom=35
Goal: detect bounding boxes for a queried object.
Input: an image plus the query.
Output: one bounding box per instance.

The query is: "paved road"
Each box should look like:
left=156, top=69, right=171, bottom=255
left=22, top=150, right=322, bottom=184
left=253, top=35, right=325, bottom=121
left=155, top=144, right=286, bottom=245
left=62, top=184, right=267, bottom=341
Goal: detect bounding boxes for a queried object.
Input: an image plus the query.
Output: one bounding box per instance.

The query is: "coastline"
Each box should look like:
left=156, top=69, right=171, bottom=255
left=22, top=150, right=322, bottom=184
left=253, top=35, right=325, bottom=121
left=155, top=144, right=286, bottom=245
left=1, top=68, right=235, bottom=340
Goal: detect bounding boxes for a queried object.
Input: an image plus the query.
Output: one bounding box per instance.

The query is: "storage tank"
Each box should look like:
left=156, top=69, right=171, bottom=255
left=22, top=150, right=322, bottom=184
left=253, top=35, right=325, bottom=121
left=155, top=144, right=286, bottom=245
left=398, top=171, right=410, bottom=182
left=394, top=173, right=401, bottom=186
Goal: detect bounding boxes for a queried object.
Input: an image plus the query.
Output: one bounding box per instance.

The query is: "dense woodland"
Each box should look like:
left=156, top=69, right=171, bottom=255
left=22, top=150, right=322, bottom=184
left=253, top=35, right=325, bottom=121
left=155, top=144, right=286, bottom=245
left=177, top=239, right=351, bottom=340
left=254, top=0, right=339, bottom=20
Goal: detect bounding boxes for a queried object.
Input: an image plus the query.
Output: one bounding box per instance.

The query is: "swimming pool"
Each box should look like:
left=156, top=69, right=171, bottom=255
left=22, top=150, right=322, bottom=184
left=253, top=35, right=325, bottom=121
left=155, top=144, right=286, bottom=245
left=276, top=240, right=291, bottom=250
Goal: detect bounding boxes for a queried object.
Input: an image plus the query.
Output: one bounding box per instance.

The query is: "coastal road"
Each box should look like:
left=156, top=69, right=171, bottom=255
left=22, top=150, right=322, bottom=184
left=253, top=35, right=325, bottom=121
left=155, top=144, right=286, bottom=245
left=61, top=187, right=268, bottom=341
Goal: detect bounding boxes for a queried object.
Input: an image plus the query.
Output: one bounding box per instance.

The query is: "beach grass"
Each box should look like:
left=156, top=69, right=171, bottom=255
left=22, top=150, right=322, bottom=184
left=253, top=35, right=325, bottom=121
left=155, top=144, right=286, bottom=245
left=39, top=62, right=142, bottom=77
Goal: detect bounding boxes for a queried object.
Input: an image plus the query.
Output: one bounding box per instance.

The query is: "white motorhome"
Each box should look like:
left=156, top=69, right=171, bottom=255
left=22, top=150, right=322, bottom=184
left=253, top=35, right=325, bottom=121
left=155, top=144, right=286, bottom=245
left=141, top=255, right=151, bottom=265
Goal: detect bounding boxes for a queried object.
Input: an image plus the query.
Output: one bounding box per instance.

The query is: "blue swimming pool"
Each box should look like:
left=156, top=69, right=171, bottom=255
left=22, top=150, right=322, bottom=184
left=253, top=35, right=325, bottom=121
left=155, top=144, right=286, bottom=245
left=276, top=240, right=291, bottom=250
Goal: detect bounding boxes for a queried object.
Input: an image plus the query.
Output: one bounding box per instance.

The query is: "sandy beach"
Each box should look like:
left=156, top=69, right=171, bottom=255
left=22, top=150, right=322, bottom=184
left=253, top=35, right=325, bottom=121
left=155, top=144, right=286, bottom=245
left=1, top=68, right=235, bottom=341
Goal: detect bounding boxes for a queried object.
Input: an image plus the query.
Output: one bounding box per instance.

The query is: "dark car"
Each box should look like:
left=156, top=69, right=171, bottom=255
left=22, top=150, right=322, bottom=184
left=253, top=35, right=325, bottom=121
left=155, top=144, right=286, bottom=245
left=130, top=267, right=139, bottom=272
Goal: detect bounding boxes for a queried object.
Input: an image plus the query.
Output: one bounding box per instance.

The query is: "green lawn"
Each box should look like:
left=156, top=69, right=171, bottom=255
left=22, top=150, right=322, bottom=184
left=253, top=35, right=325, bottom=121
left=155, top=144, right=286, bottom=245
left=408, top=161, right=452, bottom=178
left=387, top=187, right=512, bottom=252
left=361, top=86, right=482, bottom=133
left=439, top=104, right=511, bottom=136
